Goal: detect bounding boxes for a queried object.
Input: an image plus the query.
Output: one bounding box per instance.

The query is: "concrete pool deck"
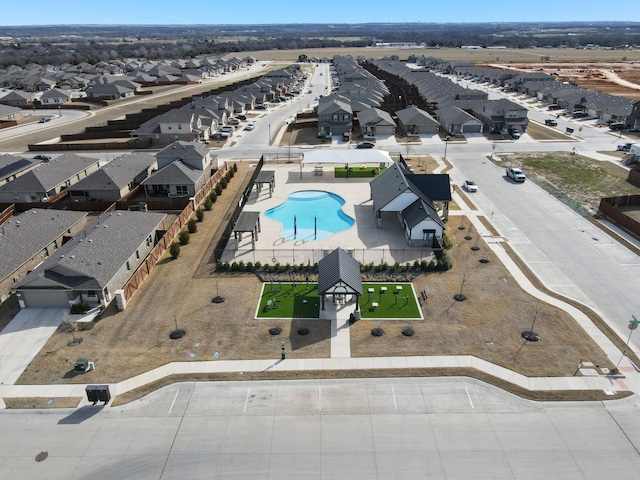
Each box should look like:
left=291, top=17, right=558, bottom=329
left=220, top=163, right=439, bottom=266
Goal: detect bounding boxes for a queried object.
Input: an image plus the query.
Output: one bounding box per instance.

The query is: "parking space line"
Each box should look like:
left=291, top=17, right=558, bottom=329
left=168, top=388, right=180, bottom=414
left=243, top=387, right=251, bottom=413
left=464, top=384, right=474, bottom=408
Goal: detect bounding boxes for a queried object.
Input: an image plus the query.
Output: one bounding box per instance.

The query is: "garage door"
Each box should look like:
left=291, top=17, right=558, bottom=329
left=462, top=124, right=482, bottom=133
left=21, top=290, right=69, bottom=309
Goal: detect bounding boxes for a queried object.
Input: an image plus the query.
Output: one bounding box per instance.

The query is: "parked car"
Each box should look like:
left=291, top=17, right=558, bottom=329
left=509, top=127, right=521, bottom=140
left=255, top=103, right=268, bottom=110
left=617, top=143, right=633, bottom=152
left=609, top=122, right=625, bottom=131
left=220, top=126, right=235, bottom=133
left=245, top=123, right=255, bottom=131
left=572, top=111, right=588, bottom=118
left=34, top=154, right=51, bottom=161
left=38, top=117, right=51, bottom=123
left=506, top=167, right=526, bottom=182
left=236, top=114, right=247, bottom=121
left=545, top=119, right=558, bottom=127
left=356, top=141, right=375, bottom=149
left=228, top=118, right=240, bottom=126
left=547, top=104, right=562, bottom=111
left=463, top=180, right=478, bottom=192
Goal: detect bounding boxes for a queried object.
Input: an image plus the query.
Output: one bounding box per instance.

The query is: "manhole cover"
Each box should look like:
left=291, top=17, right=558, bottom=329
left=35, top=451, right=48, bottom=462
left=170, top=329, right=186, bottom=339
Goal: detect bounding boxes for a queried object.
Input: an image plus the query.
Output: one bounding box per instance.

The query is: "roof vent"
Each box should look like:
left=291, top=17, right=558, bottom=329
left=88, top=239, right=93, bottom=242
left=104, top=225, right=108, bottom=228
left=16, top=221, right=20, bottom=226
left=70, top=255, right=74, bottom=259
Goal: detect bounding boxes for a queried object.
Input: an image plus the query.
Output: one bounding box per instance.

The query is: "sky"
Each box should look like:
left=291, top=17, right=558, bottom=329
left=0, top=0, right=639, bottom=25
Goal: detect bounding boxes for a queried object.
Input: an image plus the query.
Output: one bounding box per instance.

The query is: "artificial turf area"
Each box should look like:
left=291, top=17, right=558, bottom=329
left=359, top=283, right=422, bottom=319
left=256, top=282, right=421, bottom=319
left=257, top=283, right=320, bottom=318
left=334, top=166, right=386, bottom=178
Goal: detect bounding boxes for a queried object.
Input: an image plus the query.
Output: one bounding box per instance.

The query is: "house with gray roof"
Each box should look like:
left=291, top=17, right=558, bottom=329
left=85, top=83, right=137, bottom=100
left=68, top=153, right=158, bottom=201
left=131, top=109, right=212, bottom=146
left=0, top=153, right=100, bottom=203
left=0, top=154, right=42, bottom=187
left=0, top=104, right=23, bottom=122
left=317, top=248, right=363, bottom=311
left=435, top=105, right=483, bottom=135
left=141, top=141, right=215, bottom=198
left=0, top=209, right=88, bottom=302
left=317, top=94, right=353, bottom=138
left=0, top=90, right=34, bottom=107
left=39, top=88, right=71, bottom=105
left=13, top=211, right=166, bottom=309
left=395, top=105, right=440, bottom=136
left=370, top=163, right=448, bottom=247
left=357, top=107, right=397, bottom=137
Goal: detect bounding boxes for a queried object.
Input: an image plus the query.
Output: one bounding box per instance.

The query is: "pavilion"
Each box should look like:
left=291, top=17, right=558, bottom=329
left=317, top=248, right=363, bottom=311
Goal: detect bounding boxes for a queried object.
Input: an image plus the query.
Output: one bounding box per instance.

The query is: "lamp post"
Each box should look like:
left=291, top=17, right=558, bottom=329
left=443, top=136, right=450, bottom=159
left=280, top=340, right=286, bottom=360
left=268, top=124, right=272, bottom=146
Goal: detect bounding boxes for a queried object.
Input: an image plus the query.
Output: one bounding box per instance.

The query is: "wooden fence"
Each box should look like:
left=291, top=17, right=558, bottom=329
left=121, top=162, right=228, bottom=303
left=0, top=204, right=15, bottom=225
left=598, top=194, right=640, bottom=238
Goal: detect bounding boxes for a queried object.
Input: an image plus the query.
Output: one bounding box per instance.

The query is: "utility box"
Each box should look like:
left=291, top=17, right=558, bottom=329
left=96, top=385, right=111, bottom=403
left=75, top=358, right=89, bottom=373
left=85, top=385, right=98, bottom=403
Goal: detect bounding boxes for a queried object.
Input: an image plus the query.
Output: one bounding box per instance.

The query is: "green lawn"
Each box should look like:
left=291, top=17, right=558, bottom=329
left=334, top=166, right=386, bottom=178
left=359, top=283, right=422, bottom=319
left=257, top=283, right=320, bottom=318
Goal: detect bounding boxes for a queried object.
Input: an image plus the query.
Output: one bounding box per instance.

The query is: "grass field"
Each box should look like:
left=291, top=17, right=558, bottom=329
left=359, top=283, right=422, bottom=319
left=257, top=283, right=320, bottom=318
left=334, top=166, right=386, bottom=178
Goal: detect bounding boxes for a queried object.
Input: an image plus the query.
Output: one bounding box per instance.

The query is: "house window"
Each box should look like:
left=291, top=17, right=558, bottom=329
left=332, top=114, right=338, bottom=121
left=42, top=248, right=49, bottom=257
left=126, top=261, right=130, bottom=271
left=135, top=250, right=140, bottom=259
left=178, top=124, right=182, bottom=130
left=146, top=234, right=153, bottom=246
left=52, top=240, right=58, bottom=250
left=176, top=185, right=188, bottom=196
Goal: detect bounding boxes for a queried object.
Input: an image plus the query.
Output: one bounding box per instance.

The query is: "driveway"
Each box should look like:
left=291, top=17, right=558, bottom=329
left=0, top=308, right=67, bottom=384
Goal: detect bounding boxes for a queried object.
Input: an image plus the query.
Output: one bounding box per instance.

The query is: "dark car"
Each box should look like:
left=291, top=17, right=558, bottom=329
left=356, top=141, right=375, bottom=149
left=572, top=111, right=588, bottom=118
left=547, top=104, right=562, bottom=111
left=545, top=119, right=558, bottom=126
left=34, top=155, right=51, bottom=161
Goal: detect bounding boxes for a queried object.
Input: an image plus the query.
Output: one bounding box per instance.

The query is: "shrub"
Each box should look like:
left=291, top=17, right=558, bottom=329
left=238, top=261, right=245, bottom=271
left=220, top=178, right=228, bottom=189
left=178, top=230, right=190, bottom=245
left=245, top=261, right=253, bottom=271
left=420, top=260, right=429, bottom=271
left=187, top=219, right=198, bottom=233
left=203, top=196, right=213, bottom=211
left=402, top=327, right=415, bottom=337
left=195, top=208, right=204, bottom=222
left=297, top=327, right=310, bottom=336
left=254, top=261, right=262, bottom=271
left=233, top=162, right=238, bottom=172
left=228, top=168, right=235, bottom=179
left=214, top=184, right=222, bottom=196
left=403, top=262, right=410, bottom=272
left=436, top=251, right=452, bottom=271
left=169, top=242, right=181, bottom=259
left=70, top=302, right=91, bottom=314
left=231, top=262, right=239, bottom=270
left=269, top=327, right=282, bottom=336
left=222, top=262, right=230, bottom=270
left=413, top=260, right=420, bottom=270
left=209, top=191, right=217, bottom=204
left=442, top=232, right=452, bottom=249
left=371, top=328, right=385, bottom=337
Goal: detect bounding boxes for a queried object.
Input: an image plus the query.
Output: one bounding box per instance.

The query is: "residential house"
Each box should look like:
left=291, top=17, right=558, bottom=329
left=473, top=98, right=529, bottom=133
left=141, top=141, right=216, bottom=198
left=39, top=88, right=72, bottom=105
left=317, top=94, right=353, bottom=138
left=0, top=91, right=34, bottom=107
left=0, top=104, right=23, bottom=122
left=68, top=153, right=158, bottom=202
left=84, top=83, right=137, bottom=100
left=12, top=211, right=166, bottom=309
left=0, top=209, right=88, bottom=302
left=435, top=105, right=483, bottom=135
left=131, top=109, right=212, bottom=146
left=0, top=153, right=100, bottom=203
left=0, top=154, right=42, bottom=186
left=395, top=105, right=440, bottom=135
left=357, top=107, right=397, bottom=137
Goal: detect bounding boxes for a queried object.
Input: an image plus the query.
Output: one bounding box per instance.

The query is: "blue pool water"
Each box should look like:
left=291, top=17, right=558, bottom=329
left=264, top=190, right=355, bottom=241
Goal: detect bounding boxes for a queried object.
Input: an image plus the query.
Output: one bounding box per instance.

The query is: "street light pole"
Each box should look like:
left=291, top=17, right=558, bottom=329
left=443, top=137, right=449, bottom=159
left=268, top=124, right=272, bottom=146
left=280, top=340, right=285, bottom=360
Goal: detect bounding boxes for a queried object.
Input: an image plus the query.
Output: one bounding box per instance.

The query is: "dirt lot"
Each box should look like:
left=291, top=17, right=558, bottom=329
left=14, top=160, right=618, bottom=388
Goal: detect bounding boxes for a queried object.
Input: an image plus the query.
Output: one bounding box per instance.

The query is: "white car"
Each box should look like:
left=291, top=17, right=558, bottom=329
left=463, top=180, right=478, bottom=192
left=245, top=123, right=255, bottom=131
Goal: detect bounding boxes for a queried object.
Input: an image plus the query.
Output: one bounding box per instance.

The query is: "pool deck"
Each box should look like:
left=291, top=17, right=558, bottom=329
left=221, top=163, right=438, bottom=266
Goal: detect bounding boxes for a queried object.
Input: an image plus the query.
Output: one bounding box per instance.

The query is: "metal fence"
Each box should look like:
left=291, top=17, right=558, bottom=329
left=219, top=247, right=435, bottom=267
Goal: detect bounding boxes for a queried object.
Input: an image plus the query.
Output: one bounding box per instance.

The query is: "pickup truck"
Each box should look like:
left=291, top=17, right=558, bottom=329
left=506, top=167, right=526, bottom=182
left=545, top=119, right=557, bottom=126
left=617, top=143, right=633, bottom=152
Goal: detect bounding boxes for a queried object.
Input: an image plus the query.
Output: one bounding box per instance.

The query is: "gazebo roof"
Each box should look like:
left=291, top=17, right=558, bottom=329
left=318, top=248, right=363, bottom=295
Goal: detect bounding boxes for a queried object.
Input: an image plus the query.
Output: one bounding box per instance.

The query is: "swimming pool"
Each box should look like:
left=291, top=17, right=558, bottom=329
left=264, top=190, right=354, bottom=241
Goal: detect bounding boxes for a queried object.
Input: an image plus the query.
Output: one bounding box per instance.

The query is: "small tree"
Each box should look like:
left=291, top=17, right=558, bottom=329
left=215, top=184, right=222, bottom=196
left=233, top=162, right=238, bottom=173
left=187, top=219, right=198, bottom=233
left=203, top=196, right=213, bottom=211
left=178, top=230, right=190, bottom=245
left=209, top=191, right=217, bottom=204
left=169, top=242, right=181, bottom=259
left=220, top=178, right=228, bottom=189
left=195, top=208, right=204, bottom=222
